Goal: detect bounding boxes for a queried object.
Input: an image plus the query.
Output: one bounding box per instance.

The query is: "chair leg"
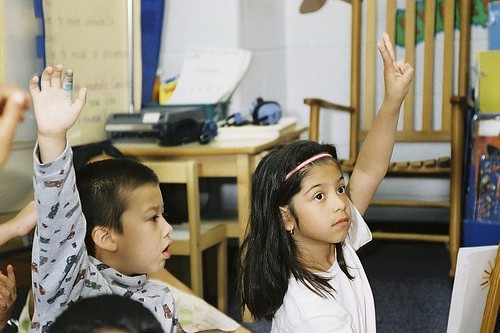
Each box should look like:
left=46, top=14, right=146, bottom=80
left=217, top=237, right=228, bottom=313
left=190, top=251, right=204, bottom=298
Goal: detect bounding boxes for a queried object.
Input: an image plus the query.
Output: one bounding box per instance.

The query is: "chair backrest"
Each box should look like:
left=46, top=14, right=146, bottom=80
left=141, top=160, right=201, bottom=254
left=309, top=0, right=471, bottom=162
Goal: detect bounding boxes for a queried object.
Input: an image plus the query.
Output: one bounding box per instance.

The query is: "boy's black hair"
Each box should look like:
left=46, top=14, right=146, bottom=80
left=49, top=294, right=163, bottom=333
left=76, top=158, right=159, bottom=256
left=238, top=140, right=353, bottom=320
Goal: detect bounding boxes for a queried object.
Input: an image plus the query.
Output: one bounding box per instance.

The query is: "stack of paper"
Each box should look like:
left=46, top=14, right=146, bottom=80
left=215, top=117, right=298, bottom=141
left=166, top=48, right=252, bottom=105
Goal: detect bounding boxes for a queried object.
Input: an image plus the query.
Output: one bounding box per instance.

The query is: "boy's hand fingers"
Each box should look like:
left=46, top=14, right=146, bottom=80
left=40, top=66, right=54, bottom=91
left=51, top=64, right=64, bottom=90
left=72, top=88, right=88, bottom=113
left=29, top=75, right=41, bottom=96
left=63, top=69, right=74, bottom=98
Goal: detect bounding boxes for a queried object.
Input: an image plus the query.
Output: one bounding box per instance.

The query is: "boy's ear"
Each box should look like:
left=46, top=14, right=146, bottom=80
left=91, top=226, right=118, bottom=252
left=279, top=206, right=295, bottom=233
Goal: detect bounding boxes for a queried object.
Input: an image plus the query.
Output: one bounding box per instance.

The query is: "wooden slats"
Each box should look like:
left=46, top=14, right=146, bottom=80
left=371, top=231, right=450, bottom=243
left=358, top=129, right=451, bottom=142
left=350, top=0, right=362, bottom=161
left=303, top=0, right=473, bottom=276
left=370, top=199, right=450, bottom=209
left=363, top=0, right=377, bottom=130
left=386, top=0, right=397, bottom=42
left=340, top=156, right=451, bottom=176
left=422, top=0, right=436, bottom=132
left=442, top=0, right=455, bottom=131
left=404, top=0, right=416, bottom=133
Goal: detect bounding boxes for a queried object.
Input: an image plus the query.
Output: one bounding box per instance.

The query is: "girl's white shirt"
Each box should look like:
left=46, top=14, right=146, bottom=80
left=271, top=201, right=376, bottom=333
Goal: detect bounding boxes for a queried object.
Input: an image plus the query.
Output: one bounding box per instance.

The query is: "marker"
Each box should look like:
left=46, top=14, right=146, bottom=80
left=63, top=69, right=73, bottom=98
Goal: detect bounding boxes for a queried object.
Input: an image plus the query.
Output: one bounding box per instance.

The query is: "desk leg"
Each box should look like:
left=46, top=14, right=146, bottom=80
left=236, top=154, right=251, bottom=245
left=236, top=154, right=255, bottom=322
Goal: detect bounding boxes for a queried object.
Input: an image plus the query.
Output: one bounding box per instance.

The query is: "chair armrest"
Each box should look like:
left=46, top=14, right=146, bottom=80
left=304, top=98, right=355, bottom=114
left=450, top=95, right=475, bottom=110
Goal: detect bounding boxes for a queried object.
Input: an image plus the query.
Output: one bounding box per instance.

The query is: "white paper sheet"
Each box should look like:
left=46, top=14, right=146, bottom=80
left=166, top=48, right=251, bottom=105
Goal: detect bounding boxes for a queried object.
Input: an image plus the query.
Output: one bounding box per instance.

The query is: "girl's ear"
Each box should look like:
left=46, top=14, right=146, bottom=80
left=279, top=206, right=295, bottom=233
left=91, top=226, right=118, bottom=252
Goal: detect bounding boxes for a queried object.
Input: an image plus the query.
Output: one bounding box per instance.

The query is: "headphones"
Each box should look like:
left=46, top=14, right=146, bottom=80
left=251, top=97, right=282, bottom=125
left=224, top=97, right=282, bottom=127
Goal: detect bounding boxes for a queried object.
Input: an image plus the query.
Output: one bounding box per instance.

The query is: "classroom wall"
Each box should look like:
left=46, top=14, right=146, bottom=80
left=159, top=0, right=489, bottom=220
left=1, top=0, right=490, bottom=219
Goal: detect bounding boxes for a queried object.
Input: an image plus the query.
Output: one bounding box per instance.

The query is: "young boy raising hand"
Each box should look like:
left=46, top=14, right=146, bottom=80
left=29, top=65, right=178, bottom=332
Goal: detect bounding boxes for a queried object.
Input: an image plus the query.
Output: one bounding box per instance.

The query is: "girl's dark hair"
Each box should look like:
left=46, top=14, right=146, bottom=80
left=49, top=294, right=163, bottom=332
left=238, top=140, right=353, bottom=320
left=76, top=158, right=159, bottom=256
left=73, top=140, right=125, bottom=171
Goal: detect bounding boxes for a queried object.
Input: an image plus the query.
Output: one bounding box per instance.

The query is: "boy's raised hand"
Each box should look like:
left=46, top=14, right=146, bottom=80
left=29, top=65, right=87, bottom=163
left=377, top=32, right=414, bottom=107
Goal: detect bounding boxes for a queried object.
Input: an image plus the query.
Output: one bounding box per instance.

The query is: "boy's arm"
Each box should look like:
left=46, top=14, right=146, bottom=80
left=29, top=65, right=87, bottom=327
left=29, top=65, right=86, bottom=163
left=348, top=33, right=414, bottom=215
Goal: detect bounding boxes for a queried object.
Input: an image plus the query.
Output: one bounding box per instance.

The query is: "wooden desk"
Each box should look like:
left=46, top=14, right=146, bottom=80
left=115, top=128, right=306, bottom=243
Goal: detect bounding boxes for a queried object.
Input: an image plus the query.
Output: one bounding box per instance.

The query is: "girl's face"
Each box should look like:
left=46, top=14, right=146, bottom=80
left=282, top=160, right=351, bottom=265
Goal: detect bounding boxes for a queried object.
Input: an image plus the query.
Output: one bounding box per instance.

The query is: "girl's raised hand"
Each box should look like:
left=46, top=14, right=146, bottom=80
left=377, top=32, right=414, bottom=106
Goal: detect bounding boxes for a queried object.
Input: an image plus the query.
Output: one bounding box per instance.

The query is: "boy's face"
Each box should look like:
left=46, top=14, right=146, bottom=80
left=111, top=183, right=173, bottom=276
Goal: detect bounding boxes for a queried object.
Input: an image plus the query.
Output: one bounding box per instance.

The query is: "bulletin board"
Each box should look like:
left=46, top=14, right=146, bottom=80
left=41, top=0, right=142, bottom=146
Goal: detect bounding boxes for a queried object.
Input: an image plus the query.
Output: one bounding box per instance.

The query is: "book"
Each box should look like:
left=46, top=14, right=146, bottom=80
left=471, top=117, right=500, bottom=222
left=214, top=117, right=298, bottom=141
left=447, top=245, right=499, bottom=333
left=476, top=51, right=500, bottom=114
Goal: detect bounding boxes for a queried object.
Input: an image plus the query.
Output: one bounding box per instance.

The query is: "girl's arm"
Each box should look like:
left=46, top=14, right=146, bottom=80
left=0, top=84, right=30, bottom=166
left=0, top=201, right=37, bottom=247
left=348, top=33, right=414, bottom=214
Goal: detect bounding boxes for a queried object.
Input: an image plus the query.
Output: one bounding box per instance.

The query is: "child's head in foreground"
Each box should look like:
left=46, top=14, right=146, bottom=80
left=239, top=140, right=354, bottom=319
left=49, top=294, right=163, bottom=333
left=76, top=158, right=173, bottom=276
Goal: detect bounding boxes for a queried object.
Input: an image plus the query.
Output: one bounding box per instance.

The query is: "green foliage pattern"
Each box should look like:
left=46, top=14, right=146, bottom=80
left=394, top=0, right=489, bottom=46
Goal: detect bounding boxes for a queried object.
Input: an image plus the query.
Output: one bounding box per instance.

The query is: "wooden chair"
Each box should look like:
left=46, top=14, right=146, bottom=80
left=304, top=0, right=473, bottom=275
left=142, top=160, right=228, bottom=313
left=481, top=243, right=500, bottom=333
